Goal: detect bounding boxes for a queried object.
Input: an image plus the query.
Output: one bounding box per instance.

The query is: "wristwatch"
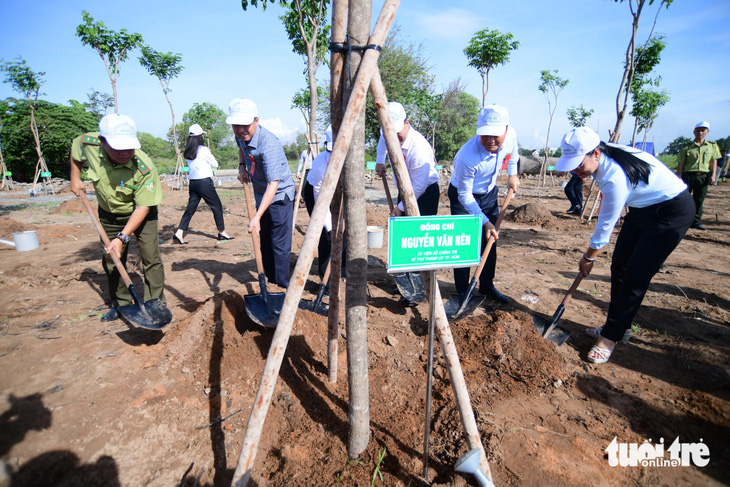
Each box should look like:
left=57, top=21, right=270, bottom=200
left=115, top=232, right=130, bottom=244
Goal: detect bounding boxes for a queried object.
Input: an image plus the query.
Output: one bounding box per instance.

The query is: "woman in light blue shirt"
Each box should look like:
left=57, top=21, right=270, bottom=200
left=173, top=124, right=233, bottom=244
left=555, top=127, right=693, bottom=364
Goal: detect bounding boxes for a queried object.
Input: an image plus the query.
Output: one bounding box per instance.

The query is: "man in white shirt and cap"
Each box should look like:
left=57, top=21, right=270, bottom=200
left=448, top=104, right=520, bottom=304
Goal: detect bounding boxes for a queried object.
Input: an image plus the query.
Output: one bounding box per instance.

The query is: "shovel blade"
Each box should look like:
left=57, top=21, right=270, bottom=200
left=444, top=294, right=485, bottom=322
left=244, top=292, right=285, bottom=328
left=299, top=298, right=329, bottom=316
left=394, top=272, right=427, bottom=303
left=532, top=315, right=571, bottom=346
left=118, top=299, right=172, bottom=330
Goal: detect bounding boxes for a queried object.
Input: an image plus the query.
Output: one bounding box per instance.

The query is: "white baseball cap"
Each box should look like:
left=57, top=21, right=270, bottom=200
left=477, top=104, right=509, bottom=136
left=555, top=127, right=601, bottom=172
left=98, top=114, right=141, bottom=150
left=188, top=123, right=206, bottom=136
left=389, top=101, right=407, bottom=133
left=695, top=121, right=710, bottom=130
left=226, top=98, right=258, bottom=125
left=325, top=125, right=334, bottom=151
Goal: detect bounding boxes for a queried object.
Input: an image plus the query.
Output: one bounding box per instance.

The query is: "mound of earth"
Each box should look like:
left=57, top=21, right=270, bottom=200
left=51, top=198, right=86, bottom=214
left=507, top=202, right=554, bottom=226
left=0, top=217, right=25, bottom=235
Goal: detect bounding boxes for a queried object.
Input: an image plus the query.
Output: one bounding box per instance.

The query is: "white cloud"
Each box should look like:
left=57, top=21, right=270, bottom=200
left=414, top=8, right=482, bottom=41
left=259, top=118, right=303, bottom=145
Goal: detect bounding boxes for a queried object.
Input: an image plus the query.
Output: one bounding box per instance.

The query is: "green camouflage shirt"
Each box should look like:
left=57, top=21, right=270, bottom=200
left=71, top=132, right=162, bottom=214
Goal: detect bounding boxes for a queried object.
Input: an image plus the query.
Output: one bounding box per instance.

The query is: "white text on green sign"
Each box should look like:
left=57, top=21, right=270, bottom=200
left=387, top=215, right=482, bottom=273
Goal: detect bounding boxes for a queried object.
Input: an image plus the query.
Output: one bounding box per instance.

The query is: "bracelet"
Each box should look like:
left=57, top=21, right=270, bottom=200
left=582, top=254, right=595, bottom=262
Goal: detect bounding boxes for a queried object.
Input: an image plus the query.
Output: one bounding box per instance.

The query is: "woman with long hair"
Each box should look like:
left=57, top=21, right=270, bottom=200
left=555, top=127, right=694, bottom=364
left=173, top=124, right=233, bottom=244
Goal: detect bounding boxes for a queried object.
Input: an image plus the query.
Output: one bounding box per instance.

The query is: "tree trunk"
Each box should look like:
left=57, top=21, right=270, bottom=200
left=343, top=0, right=371, bottom=460
left=328, top=0, right=349, bottom=385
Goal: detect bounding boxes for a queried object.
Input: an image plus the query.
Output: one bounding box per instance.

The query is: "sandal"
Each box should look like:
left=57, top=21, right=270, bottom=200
left=587, top=345, right=612, bottom=364
left=585, top=326, right=632, bottom=343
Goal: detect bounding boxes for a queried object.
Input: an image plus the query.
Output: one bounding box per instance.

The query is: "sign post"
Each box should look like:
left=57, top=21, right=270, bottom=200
left=386, top=214, right=481, bottom=479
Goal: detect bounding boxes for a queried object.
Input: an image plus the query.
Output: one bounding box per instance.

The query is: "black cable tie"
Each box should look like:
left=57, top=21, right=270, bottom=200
left=329, top=41, right=382, bottom=53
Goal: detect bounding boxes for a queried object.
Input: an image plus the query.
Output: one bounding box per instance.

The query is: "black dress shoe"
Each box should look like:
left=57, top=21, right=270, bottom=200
left=566, top=205, right=576, bottom=213
left=398, top=297, right=418, bottom=307
left=217, top=233, right=235, bottom=240
left=568, top=206, right=583, bottom=215
left=480, top=286, right=509, bottom=304
left=101, top=307, right=119, bottom=322
left=691, top=222, right=707, bottom=230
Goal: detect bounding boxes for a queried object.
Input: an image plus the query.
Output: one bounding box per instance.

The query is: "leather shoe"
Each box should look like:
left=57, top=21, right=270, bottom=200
left=172, top=234, right=188, bottom=244
left=217, top=233, right=235, bottom=240
left=480, top=286, right=509, bottom=304
left=566, top=205, right=576, bottom=213
left=691, top=222, right=707, bottom=230
left=568, top=206, right=582, bottom=215
left=101, top=307, right=119, bottom=322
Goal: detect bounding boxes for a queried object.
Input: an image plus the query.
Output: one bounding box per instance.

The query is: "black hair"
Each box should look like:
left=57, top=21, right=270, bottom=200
left=597, top=141, right=651, bottom=187
left=183, top=134, right=206, bottom=160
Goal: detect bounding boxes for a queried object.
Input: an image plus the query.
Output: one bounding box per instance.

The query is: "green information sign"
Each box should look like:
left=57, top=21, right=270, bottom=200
left=366, top=161, right=376, bottom=170
left=387, top=215, right=482, bottom=273
left=181, top=167, right=189, bottom=173
left=547, top=165, right=555, bottom=171
left=41, top=171, right=51, bottom=178
left=435, top=165, right=443, bottom=170
left=4, top=172, right=11, bottom=177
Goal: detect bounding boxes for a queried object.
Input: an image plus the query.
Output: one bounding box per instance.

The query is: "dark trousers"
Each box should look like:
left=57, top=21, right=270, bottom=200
left=681, top=172, right=710, bottom=223
left=448, top=183, right=499, bottom=295
left=260, top=194, right=293, bottom=288
left=600, top=191, right=694, bottom=342
left=564, top=174, right=583, bottom=209
left=177, top=177, right=225, bottom=232
left=98, top=206, right=166, bottom=307
left=397, top=181, right=440, bottom=216
left=303, top=180, right=346, bottom=278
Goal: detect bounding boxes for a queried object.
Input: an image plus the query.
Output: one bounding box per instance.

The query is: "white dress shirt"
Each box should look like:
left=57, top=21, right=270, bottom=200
left=376, top=127, right=439, bottom=212
left=307, top=150, right=333, bottom=232
left=186, top=146, right=218, bottom=180
left=449, top=127, right=519, bottom=225
left=590, top=144, right=687, bottom=249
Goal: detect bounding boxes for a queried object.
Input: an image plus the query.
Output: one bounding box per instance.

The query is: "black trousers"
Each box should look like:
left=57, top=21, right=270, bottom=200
left=448, top=183, right=499, bottom=295
left=600, top=190, right=694, bottom=342
left=303, top=180, right=346, bottom=278
left=564, top=174, right=583, bottom=208
left=177, top=177, right=225, bottom=232
left=260, top=194, right=294, bottom=288
left=397, top=181, right=440, bottom=216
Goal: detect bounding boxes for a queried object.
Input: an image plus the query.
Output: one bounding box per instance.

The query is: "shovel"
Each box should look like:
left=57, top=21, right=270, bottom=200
left=242, top=183, right=285, bottom=328
left=444, top=188, right=514, bottom=321
left=382, top=175, right=426, bottom=303
left=79, top=193, right=172, bottom=330
left=299, top=258, right=330, bottom=316
left=531, top=272, right=581, bottom=345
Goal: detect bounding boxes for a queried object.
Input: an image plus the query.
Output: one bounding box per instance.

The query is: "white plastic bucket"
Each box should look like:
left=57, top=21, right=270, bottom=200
left=0, top=231, right=40, bottom=252
left=367, top=226, right=384, bottom=249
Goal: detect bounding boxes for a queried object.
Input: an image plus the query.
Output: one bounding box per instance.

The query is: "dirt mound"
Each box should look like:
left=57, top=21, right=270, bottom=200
left=51, top=198, right=86, bottom=214
left=0, top=217, right=25, bottom=235
left=507, top=202, right=554, bottom=226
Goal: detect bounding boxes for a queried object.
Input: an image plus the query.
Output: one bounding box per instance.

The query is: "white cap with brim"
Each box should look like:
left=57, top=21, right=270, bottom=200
left=226, top=98, right=258, bottom=125
left=555, top=127, right=601, bottom=172
left=695, top=121, right=710, bottom=130
left=188, top=123, right=206, bottom=136
left=99, top=114, right=141, bottom=150
left=389, top=101, right=407, bottom=133
left=477, top=104, right=509, bottom=136
left=325, top=124, right=334, bottom=151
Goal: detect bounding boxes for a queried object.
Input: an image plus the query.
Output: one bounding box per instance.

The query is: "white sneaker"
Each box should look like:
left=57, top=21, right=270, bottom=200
left=585, top=326, right=632, bottom=343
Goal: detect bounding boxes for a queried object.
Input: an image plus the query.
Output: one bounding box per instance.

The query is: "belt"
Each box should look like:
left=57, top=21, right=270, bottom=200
left=683, top=171, right=708, bottom=176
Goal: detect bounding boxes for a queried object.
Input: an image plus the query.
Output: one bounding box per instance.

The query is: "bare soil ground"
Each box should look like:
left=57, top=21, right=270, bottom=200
left=1, top=174, right=729, bottom=487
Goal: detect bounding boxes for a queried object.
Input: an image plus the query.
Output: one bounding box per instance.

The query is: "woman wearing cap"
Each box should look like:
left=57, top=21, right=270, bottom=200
left=172, top=124, right=233, bottom=244
left=556, top=127, right=694, bottom=364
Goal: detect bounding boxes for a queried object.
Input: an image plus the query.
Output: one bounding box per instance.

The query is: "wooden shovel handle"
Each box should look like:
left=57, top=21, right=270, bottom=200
left=78, top=192, right=134, bottom=289
left=472, top=188, right=515, bottom=279
left=242, top=183, right=266, bottom=277
left=382, top=175, right=395, bottom=212
left=561, top=272, right=585, bottom=308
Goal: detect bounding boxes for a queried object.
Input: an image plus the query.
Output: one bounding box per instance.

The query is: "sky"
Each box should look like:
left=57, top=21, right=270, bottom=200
left=1, top=0, right=728, bottom=154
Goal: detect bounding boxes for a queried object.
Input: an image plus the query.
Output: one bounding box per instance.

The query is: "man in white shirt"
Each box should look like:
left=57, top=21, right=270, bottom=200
left=375, top=102, right=440, bottom=217
left=449, top=104, right=520, bottom=304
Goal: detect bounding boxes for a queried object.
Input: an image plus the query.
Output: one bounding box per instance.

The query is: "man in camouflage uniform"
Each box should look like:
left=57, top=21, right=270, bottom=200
left=70, top=114, right=166, bottom=321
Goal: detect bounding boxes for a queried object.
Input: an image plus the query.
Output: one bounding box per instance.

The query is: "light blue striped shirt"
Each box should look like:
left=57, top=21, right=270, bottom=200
left=236, top=124, right=295, bottom=206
